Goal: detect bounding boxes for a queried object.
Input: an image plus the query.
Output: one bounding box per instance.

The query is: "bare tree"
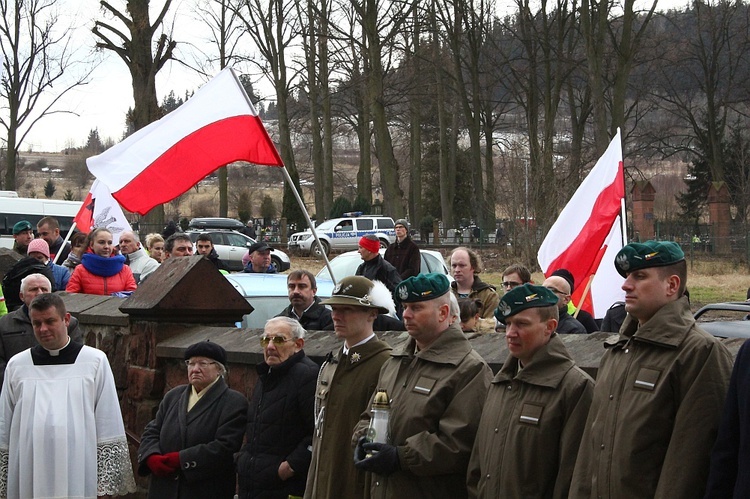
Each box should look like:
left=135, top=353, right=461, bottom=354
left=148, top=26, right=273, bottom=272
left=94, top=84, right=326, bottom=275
left=0, top=0, right=93, bottom=189
left=93, top=0, right=176, bottom=227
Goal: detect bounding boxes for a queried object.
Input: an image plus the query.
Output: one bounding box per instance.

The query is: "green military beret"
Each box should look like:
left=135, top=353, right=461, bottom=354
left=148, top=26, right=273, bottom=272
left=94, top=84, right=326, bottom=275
left=614, top=240, right=685, bottom=278
left=494, top=284, right=558, bottom=324
left=12, top=220, right=32, bottom=235
left=395, top=273, right=450, bottom=304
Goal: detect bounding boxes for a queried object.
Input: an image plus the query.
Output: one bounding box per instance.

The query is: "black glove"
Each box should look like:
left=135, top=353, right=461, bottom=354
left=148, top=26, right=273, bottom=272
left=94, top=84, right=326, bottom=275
left=353, top=436, right=368, bottom=466
left=354, top=442, right=400, bottom=475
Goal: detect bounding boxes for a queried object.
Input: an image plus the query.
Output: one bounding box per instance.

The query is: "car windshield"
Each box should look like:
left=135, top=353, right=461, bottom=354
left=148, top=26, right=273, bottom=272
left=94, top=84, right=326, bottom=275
left=314, top=219, right=340, bottom=231
left=317, top=253, right=360, bottom=281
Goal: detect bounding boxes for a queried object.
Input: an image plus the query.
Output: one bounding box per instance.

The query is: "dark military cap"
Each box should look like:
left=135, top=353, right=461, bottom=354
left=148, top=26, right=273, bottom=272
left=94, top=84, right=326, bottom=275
left=321, top=275, right=389, bottom=314
left=247, top=241, right=274, bottom=254
left=395, top=273, right=450, bottom=304
left=614, top=240, right=685, bottom=278
left=13, top=220, right=32, bottom=235
left=494, top=284, right=558, bottom=324
left=184, top=340, right=227, bottom=366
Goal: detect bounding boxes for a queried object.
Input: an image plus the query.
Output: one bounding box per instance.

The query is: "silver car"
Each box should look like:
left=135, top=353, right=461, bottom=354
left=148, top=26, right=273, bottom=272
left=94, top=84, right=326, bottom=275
left=186, top=229, right=291, bottom=272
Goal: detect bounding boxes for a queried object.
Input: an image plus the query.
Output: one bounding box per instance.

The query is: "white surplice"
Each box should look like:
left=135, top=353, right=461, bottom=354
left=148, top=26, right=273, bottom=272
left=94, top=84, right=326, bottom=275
left=0, top=345, right=136, bottom=498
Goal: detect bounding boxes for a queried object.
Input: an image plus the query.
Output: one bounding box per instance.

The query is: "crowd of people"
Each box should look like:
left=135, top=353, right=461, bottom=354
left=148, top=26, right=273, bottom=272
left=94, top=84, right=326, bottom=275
left=0, top=215, right=749, bottom=498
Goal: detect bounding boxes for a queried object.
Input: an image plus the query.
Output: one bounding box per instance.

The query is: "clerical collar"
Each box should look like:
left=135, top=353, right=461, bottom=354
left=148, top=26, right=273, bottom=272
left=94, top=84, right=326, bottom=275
left=343, top=334, right=375, bottom=355
left=47, top=337, right=71, bottom=357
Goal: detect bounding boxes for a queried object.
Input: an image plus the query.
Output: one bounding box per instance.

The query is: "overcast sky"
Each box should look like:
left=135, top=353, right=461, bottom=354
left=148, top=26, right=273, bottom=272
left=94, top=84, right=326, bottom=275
left=18, top=0, right=689, bottom=153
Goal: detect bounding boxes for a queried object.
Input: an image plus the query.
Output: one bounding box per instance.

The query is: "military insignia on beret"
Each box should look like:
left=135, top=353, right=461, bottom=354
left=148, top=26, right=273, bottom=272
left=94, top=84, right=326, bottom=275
left=644, top=251, right=659, bottom=260
left=398, top=284, right=409, bottom=302
left=525, top=293, right=539, bottom=302
left=498, top=301, right=512, bottom=317
left=616, top=254, right=629, bottom=271
left=350, top=352, right=361, bottom=363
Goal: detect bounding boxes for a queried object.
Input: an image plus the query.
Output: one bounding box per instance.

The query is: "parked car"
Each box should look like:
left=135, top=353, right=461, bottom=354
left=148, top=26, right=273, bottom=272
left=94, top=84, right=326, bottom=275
left=316, top=248, right=450, bottom=281
left=694, top=301, right=750, bottom=338
left=288, top=213, right=396, bottom=257
left=185, top=229, right=291, bottom=272
left=225, top=273, right=335, bottom=329
left=188, top=217, right=246, bottom=231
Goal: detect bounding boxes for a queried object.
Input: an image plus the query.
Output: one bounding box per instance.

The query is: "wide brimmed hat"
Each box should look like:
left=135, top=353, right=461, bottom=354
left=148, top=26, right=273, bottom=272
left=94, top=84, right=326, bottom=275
left=321, top=276, right=390, bottom=314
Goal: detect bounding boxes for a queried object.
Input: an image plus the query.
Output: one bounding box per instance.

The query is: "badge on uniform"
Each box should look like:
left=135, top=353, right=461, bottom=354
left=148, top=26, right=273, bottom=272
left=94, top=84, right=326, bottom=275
left=350, top=352, right=361, bottom=363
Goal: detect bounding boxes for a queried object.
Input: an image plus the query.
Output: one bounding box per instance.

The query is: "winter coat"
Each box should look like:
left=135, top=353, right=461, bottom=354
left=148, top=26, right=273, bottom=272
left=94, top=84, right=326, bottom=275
left=276, top=297, right=333, bottom=331
left=66, top=253, right=137, bottom=295
left=46, top=260, right=71, bottom=291
left=355, top=255, right=402, bottom=292
left=570, top=296, right=733, bottom=498
left=49, top=235, right=71, bottom=263
left=125, top=247, right=160, bottom=283
left=138, top=377, right=249, bottom=499
left=355, top=323, right=492, bottom=499
left=0, top=304, right=83, bottom=388
left=556, top=309, right=587, bottom=334
left=205, top=248, right=230, bottom=272
left=705, top=338, right=750, bottom=498
left=451, top=276, right=500, bottom=320
left=304, top=338, right=392, bottom=499
left=237, top=350, right=317, bottom=499
left=466, top=334, right=594, bottom=499
left=384, top=237, right=421, bottom=279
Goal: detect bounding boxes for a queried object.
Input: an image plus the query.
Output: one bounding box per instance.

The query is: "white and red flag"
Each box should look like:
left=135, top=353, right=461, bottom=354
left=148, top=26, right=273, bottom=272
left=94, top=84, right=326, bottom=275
left=73, top=179, right=133, bottom=245
left=86, top=68, right=284, bottom=215
left=537, top=129, right=626, bottom=318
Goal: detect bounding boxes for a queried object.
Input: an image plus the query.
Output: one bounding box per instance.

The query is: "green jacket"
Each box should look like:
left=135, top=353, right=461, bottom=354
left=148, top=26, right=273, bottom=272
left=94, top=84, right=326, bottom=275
left=467, top=334, right=593, bottom=498
left=570, top=296, right=733, bottom=498
left=357, top=324, right=491, bottom=499
left=451, top=276, right=500, bottom=320
left=304, top=337, right=391, bottom=499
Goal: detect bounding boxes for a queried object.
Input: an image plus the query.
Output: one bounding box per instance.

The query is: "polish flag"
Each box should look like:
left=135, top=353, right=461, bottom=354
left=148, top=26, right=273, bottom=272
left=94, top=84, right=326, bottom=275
left=73, top=179, right=133, bottom=245
left=86, top=68, right=284, bottom=215
left=537, top=130, right=626, bottom=318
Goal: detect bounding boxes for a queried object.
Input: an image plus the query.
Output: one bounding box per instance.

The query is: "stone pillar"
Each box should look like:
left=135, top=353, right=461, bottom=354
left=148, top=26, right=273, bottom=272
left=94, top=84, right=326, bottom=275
left=708, top=182, right=731, bottom=254
left=631, top=181, right=655, bottom=241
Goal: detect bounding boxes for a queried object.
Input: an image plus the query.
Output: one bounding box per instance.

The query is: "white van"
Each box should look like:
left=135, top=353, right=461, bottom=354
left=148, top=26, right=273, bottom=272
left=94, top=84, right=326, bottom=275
left=0, top=197, right=81, bottom=249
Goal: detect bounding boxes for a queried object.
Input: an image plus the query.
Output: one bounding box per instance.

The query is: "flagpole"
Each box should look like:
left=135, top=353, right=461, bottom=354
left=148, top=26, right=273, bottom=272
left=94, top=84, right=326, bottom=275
left=279, top=166, right=337, bottom=284
left=54, top=222, right=77, bottom=265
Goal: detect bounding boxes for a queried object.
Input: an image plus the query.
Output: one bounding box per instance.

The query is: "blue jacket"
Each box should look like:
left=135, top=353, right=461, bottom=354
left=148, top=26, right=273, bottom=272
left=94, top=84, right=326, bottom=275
left=46, top=260, right=71, bottom=291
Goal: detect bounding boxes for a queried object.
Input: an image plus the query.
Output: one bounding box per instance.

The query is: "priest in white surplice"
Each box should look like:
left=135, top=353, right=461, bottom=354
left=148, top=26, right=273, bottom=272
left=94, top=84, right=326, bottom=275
left=0, top=293, right=136, bottom=498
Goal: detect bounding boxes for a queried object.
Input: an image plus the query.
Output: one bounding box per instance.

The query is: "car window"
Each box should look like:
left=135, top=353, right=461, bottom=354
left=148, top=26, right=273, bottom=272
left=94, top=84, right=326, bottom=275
left=422, top=253, right=435, bottom=273
left=356, top=219, right=374, bottom=231
left=226, top=233, right=250, bottom=247
left=335, top=220, right=354, bottom=232
left=208, top=232, right=226, bottom=245
left=377, top=218, right=394, bottom=229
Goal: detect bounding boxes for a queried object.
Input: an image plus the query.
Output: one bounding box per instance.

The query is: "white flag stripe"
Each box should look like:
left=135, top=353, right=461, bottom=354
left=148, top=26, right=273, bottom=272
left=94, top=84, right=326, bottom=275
left=537, top=130, right=623, bottom=270
left=589, top=217, right=626, bottom=317
left=87, top=68, right=258, bottom=192
left=90, top=180, right=132, bottom=246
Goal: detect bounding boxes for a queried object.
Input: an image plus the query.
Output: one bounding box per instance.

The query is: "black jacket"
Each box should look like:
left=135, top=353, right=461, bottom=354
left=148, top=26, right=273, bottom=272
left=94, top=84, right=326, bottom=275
left=355, top=255, right=402, bottom=292
left=237, top=350, right=318, bottom=499
left=206, top=248, right=230, bottom=272
left=384, top=237, right=421, bottom=279
left=276, top=297, right=333, bottom=331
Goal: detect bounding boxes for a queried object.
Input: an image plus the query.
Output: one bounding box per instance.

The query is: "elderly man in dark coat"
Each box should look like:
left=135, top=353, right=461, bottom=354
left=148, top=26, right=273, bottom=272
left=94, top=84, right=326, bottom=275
left=138, top=341, right=248, bottom=499
left=237, top=317, right=318, bottom=498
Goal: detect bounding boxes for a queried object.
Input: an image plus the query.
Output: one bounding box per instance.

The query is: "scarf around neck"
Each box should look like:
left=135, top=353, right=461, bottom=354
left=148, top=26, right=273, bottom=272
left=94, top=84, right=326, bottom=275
left=81, top=252, right=126, bottom=277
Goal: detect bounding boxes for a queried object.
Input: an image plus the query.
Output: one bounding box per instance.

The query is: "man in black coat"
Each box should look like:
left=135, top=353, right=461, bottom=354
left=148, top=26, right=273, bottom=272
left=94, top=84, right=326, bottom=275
left=384, top=219, right=421, bottom=279
left=355, top=235, right=401, bottom=293
left=237, top=317, right=318, bottom=499
left=276, top=270, right=333, bottom=331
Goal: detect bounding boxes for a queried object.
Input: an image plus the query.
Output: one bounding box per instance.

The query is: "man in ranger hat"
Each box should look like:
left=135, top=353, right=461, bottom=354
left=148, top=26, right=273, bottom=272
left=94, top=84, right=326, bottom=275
left=304, top=276, right=394, bottom=499
left=354, top=273, right=491, bottom=499
left=384, top=219, right=421, bottom=279
left=466, top=284, right=593, bottom=498
left=570, top=240, right=733, bottom=498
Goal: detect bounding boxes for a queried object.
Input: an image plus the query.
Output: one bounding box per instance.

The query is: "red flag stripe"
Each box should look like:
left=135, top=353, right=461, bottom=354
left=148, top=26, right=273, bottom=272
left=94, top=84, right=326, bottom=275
left=112, top=116, right=283, bottom=214
left=73, top=191, right=95, bottom=233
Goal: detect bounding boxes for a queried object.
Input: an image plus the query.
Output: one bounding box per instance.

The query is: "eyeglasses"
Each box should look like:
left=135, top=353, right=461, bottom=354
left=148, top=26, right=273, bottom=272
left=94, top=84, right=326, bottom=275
left=260, top=336, right=294, bottom=347
left=185, top=360, right=217, bottom=369
left=545, top=287, right=568, bottom=296
left=502, top=281, right=522, bottom=289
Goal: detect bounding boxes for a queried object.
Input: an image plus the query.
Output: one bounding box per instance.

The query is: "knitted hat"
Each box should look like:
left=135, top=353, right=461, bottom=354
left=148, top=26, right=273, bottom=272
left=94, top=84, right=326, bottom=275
left=27, top=239, right=50, bottom=259
left=358, top=235, right=380, bottom=254
left=494, top=284, right=559, bottom=324
left=395, top=273, right=450, bottom=304
left=184, top=340, right=227, bottom=366
left=614, top=240, right=685, bottom=278
left=13, top=220, right=32, bottom=235
left=550, top=268, right=575, bottom=293
left=395, top=219, right=409, bottom=229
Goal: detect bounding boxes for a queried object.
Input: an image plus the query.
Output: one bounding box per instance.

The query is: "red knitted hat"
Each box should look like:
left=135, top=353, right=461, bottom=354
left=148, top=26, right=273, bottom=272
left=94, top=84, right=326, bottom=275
left=358, top=236, right=380, bottom=254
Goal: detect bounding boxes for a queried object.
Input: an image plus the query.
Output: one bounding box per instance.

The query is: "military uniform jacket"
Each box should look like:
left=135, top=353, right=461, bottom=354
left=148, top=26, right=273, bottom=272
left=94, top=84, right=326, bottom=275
left=570, top=296, right=733, bottom=498
left=466, top=334, right=594, bottom=499
left=304, top=337, right=392, bottom=499
left=138, top=377, right=249, bottom=499
left=357, top=324, right=491, bottom=499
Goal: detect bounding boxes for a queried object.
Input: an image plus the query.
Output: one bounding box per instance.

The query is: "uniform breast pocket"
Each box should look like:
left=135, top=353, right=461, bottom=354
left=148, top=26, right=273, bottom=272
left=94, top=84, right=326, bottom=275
left=412, top=376, right=437, bottom=396
left=518, top=403, right=544, bottom=427
left=632, top=366, right=662, bottom=392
